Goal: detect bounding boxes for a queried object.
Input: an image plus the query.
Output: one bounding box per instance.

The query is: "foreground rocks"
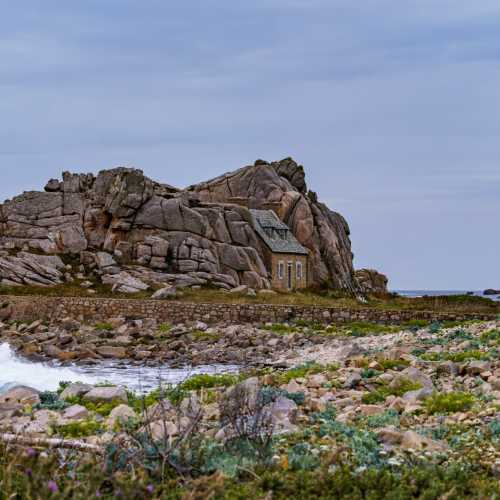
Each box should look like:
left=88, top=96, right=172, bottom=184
left=355, top=268, right=389, bottom=295
left=0, top=317, right=498, bottom=481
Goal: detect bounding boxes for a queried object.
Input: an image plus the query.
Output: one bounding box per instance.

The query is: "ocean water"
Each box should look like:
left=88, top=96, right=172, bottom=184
left=0, top=343, right=238, bottom=395
left=394, top=290, right=500, bottom=302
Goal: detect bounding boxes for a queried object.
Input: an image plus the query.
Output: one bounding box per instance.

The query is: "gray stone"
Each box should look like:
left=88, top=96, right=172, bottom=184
left=152, top=286, right=178, bottom=299
left=83, top=386, right=128, bottom=404
left=60, top=383, right=93, bottom=401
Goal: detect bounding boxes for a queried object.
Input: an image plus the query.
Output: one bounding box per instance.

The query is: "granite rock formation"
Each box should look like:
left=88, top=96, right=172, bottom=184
left=0, top=159, right=371, bottom=293
left=355, top=269, right=389, bottom=295
left=189, top=158, right=357, bottom=292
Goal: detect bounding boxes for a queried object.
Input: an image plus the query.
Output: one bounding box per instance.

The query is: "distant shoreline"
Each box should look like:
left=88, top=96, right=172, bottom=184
left=394, top=290, right=500, bottom=302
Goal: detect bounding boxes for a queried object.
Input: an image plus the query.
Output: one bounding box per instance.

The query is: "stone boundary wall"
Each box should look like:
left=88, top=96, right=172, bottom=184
left=0, top=295, right=497, bottom=325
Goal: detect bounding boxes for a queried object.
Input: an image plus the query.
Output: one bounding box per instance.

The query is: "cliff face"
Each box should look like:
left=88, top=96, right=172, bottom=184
left=0, top=159, right=360, bottom=293
left=189, top=158, right=357, bottom=292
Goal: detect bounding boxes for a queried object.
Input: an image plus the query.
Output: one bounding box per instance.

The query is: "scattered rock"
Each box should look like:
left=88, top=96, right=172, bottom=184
left=83, top=386, right=128, bottom=404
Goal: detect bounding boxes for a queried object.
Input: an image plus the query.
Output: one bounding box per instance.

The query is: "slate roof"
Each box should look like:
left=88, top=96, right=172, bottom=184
left=250, top=209, right=309, bottom=255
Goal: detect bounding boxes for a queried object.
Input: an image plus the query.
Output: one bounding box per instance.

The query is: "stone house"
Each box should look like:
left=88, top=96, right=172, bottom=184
left=250, top=209, right=309, bottom=290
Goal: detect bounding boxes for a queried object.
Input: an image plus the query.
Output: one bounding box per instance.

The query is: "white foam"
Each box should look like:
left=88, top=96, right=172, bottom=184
left=0, top=343, right=239, bottom=394
left=0, top=343, right=97, bottom=393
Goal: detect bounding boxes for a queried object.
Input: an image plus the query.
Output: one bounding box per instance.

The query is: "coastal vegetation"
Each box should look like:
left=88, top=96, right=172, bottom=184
left=1, top=281, right=499, bottom=315
left=0, top=317, right=499, bottom=499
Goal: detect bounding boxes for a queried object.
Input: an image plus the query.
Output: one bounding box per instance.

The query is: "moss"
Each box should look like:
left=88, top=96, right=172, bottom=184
left=480, top=329, right=500, bottom=345
left=94, top=322, right=114, bottom=331
left=190, top=330, right=222, bottom=342
left=65, top=396, right=122, bottom=417
left=264, top=324, right=299, bottom=334
left=55, top=419, right=103, bottom=438
left=179, top=373, right=240, bottom=391
left=424, top=392, right=476, bottom=414
left=420, top=349, right=492, bottom=362
left=157, top=323, right=172, bottom=334
left=376, top=358, right=410, bottom=370
left=275, top=362, right=339, bottom=385
left=324, top=322, right=399, bottom=337
left=362, top=379, right=422, bottom=404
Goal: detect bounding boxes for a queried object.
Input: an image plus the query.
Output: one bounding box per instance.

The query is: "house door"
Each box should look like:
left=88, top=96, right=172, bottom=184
left=287, top=262, right=293, bottom=290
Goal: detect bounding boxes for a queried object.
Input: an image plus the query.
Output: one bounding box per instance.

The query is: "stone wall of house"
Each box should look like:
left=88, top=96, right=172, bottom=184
left=270, top=254, right=308, bottom=290
left=0, top=295, right=495, bottom=325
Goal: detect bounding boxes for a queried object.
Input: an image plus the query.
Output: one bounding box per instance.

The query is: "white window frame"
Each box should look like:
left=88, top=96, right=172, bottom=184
left=278, top=261, right=284, bottom=280
left=296, top=261, right=303, bottom=280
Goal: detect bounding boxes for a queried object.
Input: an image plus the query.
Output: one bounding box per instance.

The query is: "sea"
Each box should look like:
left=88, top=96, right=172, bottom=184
left=0, top=343, right=238, bottom=394
left=394, top=290, right=500, bottom=302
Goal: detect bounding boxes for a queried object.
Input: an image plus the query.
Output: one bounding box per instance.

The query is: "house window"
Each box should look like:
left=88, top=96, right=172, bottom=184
left=278, top=261, right=284, bottom=280
left=296, top=261, right=303, bottom=280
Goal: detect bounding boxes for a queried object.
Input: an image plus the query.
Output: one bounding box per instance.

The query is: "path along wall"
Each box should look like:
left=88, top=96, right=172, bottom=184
left=0, top=295, right=496, bottom=325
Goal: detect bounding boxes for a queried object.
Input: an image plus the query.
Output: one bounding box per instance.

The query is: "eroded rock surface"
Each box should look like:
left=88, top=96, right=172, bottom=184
left=0, top=159, right=370, bottom=292
left=355, top=269, right=389, bottom=295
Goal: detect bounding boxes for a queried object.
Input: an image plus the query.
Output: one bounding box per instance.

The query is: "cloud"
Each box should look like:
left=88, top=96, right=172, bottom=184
left=0, top=0, right=499, bottom=289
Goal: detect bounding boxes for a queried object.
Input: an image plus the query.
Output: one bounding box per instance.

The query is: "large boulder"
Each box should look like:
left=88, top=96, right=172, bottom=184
left=0, top=386, right=40, bottom=406
left=355, top=269, right=389, bottom=295
left=0, top=158, right=381, bottom=292
left=189, top=158, right=359, bottom=291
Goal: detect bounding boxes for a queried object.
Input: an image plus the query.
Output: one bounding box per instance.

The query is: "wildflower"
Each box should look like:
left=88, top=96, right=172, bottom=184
left=47, top=480, right=59, bottom=493
left=146, top=484, right=155, bottom=494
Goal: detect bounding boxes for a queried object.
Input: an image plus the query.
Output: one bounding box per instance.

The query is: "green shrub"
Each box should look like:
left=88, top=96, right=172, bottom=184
left=362, top=379, right=422, bottom=404
left=403, top=319, right=429, bottom=331
left=345, top=322, right=397, bottom=337
left=421, top=349, right=491, bottom=362
left=190, top=330, right=222, bottom=341
left=34, top=391, right=69, bottom=411
left=264, top=323, right=298, bottom=334
left=275, top=361, right=338, bottom=385
left=287, top=443, right=320, bottom=471
left=65, top=396, right=122, bottom=417
left=157, top=322, right=172, bottom=333
left=489, top=419, right=500, bottom=438
left=94, top=322, right=114, bottom=331
left=259, top=386, right=305, bottom=406
left=361, top=368, right=381, bottom=379
left=362, top=410, right=400, bottom=429
left=180, top=373, right=239, bottom=391
left=55, top=419, right=103, bottom=438
left=377, top=358, right=410, bottom=370
left=480, top=329, right=500, bottom=345
left=429, top=321, right=442, bottom=334
left=424, top=392, right=475, bottom=414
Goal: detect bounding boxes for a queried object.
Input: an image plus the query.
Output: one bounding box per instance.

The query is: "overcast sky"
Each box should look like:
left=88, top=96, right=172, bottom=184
left=1, top=1, right=499, bottom=290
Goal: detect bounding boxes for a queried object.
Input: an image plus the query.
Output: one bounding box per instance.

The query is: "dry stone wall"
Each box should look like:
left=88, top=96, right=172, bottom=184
left=0, top=295, right=495, bottom=326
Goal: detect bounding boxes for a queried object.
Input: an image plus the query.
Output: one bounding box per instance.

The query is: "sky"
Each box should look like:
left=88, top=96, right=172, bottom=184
left=1, top=1, right=499, bottom=290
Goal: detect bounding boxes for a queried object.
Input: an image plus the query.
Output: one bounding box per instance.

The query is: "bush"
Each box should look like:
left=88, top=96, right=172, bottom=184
left=259, top=386, right=305, bottom=406
left=34, top=391, right=69, bottom=411
left=275, top=362, right=338, bottom=385
left=157, top=323, right=172, bottom=333
left=377, top=358, right=410, bottom=370
left=362, top=410, right=400, bottom=429
left=362, top=379, right=422, bottom=404
left=180, top=373, right=239, bottom=391
left=264, top=323, right=299, bottom=334
left=424, top=392, right=475, bottom=414
left=94, top=322, right=114, bottom=331
left=55, top=419, right=103, bottom=438
left=420, top=349, right=491, bottom=362
left=480, top=329, right=500, bottom=345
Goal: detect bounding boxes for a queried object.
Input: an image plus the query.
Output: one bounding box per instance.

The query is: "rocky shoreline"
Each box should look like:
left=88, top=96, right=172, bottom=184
left=0, top=316, right=499, bottom=496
